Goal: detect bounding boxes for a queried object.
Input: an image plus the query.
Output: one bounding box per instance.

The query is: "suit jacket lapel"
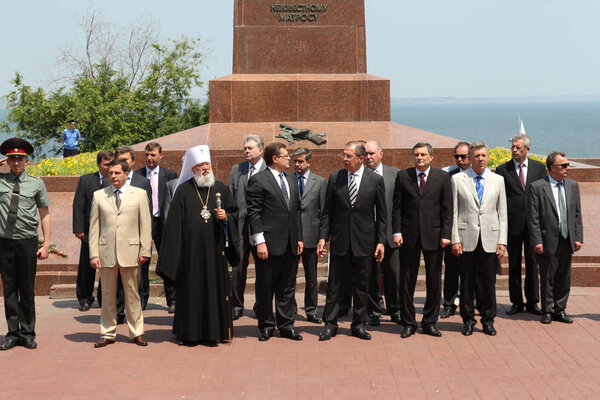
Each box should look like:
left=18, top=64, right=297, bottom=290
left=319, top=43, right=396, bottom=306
left=465, top=174, right=480, bottom=206
left=103, top=186, right=119, bottom=213
left=542, top=178, right=559, bottom=217
left=506, top=161, right=524, bottom=192
left=407, top=168, right=421, bottom=197
left=118, top=185, right=135, bottom=214
left=303, top=173, right=315, bottom=199
left=266, top=171, right=288, bottom=209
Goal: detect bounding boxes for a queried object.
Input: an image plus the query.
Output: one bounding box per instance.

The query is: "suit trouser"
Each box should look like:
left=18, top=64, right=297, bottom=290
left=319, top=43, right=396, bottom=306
left=537, top=236, right=572, bottom=314
left=231, top=232, right=252, bottom=312
left=297, top=248, right=319, bottom=317
left=368, top=245, right=401, bottom=318
left=442, top=246, right=460, bottom=308
left=367, top=259, right=385, bottom=317
left=153, top=218, right=175, bottom=307
left=323, top=251, right=371, bottom=330
left=507, top=229, right=540, bottom=306
left=76, top=238, right=97, bottom=306
left=99, top=264, right=144, bottom=339
left=460, top=240, right=497, bottom=325
left=400, top=240, right=443, bottom=329
left=254, top=247, right=297, bottom=330
left=0, top=237, right=38, bottom=340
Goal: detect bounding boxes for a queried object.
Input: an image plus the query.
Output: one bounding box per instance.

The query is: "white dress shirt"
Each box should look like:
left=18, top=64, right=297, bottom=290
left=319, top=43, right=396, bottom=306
left=251, top=167, right=290, bottom=246
left=548, top=175, right=567, bottom=226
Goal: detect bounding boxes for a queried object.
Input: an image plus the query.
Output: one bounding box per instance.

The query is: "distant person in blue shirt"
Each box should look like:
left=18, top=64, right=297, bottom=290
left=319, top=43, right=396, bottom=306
left=61, top=119, right=81, bottom=157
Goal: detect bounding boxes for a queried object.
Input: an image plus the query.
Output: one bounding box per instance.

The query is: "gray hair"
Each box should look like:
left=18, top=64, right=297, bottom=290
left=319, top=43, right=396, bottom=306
left=244, top=135, right=264, bottom=149
left=469, top=141, right=488, bottom=155
left=412, top=142, right=433, bottom=156
left=292, top=147, right=312, bottom=161
left=345, top=141, right=366, bottom=157
left=511, top=134, right=531, bottom=149
left=454, top=141, right=470, bottom=152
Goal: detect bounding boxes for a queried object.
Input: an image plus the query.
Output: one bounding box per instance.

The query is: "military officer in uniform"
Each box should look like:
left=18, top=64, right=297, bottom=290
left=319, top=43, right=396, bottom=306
left=0, top=138, right=51, bottom=350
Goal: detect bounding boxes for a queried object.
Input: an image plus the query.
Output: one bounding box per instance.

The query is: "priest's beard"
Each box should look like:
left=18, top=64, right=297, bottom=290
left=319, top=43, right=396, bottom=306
left=194, top=171, right=216, bottom=188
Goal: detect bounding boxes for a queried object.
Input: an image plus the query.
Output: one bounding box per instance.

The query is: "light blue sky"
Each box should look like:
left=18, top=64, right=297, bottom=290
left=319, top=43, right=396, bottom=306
left=2, top=0, right=599, bottom=99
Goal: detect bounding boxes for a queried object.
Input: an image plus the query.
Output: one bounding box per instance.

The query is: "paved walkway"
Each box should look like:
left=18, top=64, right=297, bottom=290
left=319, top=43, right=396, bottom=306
left=1, top=290, right=600, bottom=400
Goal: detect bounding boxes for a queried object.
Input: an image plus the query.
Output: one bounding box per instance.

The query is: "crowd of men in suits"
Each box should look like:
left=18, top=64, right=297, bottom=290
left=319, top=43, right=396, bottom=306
left=228, top=134, right=583, bottom=342
left=65, top=133, right=583, bottom=347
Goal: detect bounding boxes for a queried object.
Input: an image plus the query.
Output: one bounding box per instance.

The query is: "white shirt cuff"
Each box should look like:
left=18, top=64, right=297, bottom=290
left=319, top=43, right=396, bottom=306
left=251, top=232, right=265, bottom=246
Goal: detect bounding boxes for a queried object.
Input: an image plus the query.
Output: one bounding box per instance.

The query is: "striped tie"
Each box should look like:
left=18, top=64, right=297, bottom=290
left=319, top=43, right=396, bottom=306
left=348, top=172, right=357, bottom=207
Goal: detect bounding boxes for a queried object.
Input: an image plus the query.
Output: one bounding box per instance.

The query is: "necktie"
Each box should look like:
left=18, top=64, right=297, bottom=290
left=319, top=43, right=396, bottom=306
left=115, top=189, right=121, bottom=210
left=475, top=176, right=483, bottom=204
left=249, top=165, right=255, bottom=177
left=6, top=178, right=20, bottom=228
left=298, top=175, right=304, bottom=197
left=419, top=172, right=426, bottom=194
left=279, top=173, right=290, bottom=209
left=348, top=172, right=357, bottom=207
left=519, top=163, right=526, bottom=190
left=150, top=171, right=159, bottom=216
left=558, top=182, right=568, bottom=239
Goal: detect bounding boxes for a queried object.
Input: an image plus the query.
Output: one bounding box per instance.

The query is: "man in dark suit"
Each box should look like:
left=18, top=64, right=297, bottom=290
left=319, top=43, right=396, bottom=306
left=317, top=141, right=386, bottom=341
left=528, top=151, right=583, bottom=324
left=247, top=142, right=303, bottom=341
left=73, top=150, right=114, bottom=311
left=440, top=142, right=470, bottom=318
left=229, top=135, right=267, bottom=320
left=101, top=146, right=152, bottom=323
left=392, top=142, right=453, bottom=338
left=364, top=141, right=401, bottom=325
left=292, top=147, right=326, bottom=324
left=135, top=142, right=178, bottom=313
left=495, top=134, right=547, bottom=315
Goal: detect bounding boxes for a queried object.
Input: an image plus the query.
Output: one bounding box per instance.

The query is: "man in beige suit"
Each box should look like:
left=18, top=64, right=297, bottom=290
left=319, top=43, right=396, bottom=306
left=89, top=159, right=152, bottom=348
left=451, top=141, right=507, bottom=337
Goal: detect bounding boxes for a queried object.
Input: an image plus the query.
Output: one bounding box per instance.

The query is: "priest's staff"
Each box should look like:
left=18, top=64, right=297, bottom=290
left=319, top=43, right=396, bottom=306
left=216, top=193, right=233, bottom=343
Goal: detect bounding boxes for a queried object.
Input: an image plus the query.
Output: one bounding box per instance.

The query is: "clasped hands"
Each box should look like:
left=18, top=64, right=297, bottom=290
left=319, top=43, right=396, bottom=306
left=317, top=239, right=385, bottom=263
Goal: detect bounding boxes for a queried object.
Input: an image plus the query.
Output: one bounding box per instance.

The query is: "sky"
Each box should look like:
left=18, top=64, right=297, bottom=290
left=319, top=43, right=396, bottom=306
left=1, top=0, right=599, bottom=99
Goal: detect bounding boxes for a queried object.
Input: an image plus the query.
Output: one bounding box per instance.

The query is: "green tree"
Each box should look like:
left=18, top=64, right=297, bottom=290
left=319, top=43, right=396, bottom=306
left=1, top=12, right=208, bottom=157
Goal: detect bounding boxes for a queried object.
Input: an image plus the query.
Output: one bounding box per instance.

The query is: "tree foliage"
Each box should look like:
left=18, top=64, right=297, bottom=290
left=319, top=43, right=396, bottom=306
left=1, top=11, right=208, bottom=157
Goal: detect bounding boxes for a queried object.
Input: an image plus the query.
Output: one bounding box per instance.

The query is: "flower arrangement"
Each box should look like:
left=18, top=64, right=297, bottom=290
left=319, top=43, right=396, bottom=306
left=26, top=152, right=97, bottom=176
left=38, top=240, right=68, bottom=258
left=487, top=146, right=546, bottom=169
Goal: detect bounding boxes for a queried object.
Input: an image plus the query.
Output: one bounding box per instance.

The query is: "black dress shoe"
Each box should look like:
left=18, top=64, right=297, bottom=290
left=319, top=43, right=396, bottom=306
left=22, top=338, right=37, bottom=349
left=280, top=328, right=303, bottom=341
left=306, top=314, right=322, bottom=324
left=351, top=327, right=371, bottom=340
left=258, top=328, right=274, bottom=342
left=79, top=302, right=91, bottom=312
left=318, top=328, right=337, bottom=341
left=131, top=335, right=148, bottom=346
left=553, top=312, right=573, bottom=324
left=422, top=324, right=442, bottom=337
left=440, top=307, right=456, bottom=319
left=94, top=338, right=116, bottom=348
left=232, top=308, right=243, bottom=321
left=369, top=315, right=381, bottom=327
left=506, top=303, right=524, bottom=315
left=525, top=303, right=543, bottom=315
left=0, top=337, right=20, bottom=351
left=461, top=324, right=474, bottom=336
left=541, top=313, right=553, bottom=324
left=400, top=326, right=416, bottom=339
left=482, top=323, right=497, bottom=336
left=390, top=314, right=402, bottom=324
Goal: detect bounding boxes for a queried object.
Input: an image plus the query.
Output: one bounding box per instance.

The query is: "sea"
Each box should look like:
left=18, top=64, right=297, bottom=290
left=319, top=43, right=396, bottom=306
left=1, top=101, right=599, bottom=159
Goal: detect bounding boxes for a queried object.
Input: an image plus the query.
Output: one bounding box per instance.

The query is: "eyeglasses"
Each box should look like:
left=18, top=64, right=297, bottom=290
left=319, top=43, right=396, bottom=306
left=553, top=163, right=570, bottom=169
left=341, top=154, right=356, bottom=160
left=454, top=154, right=468, bottom=160
left=277, top=154, right=290, bottom=159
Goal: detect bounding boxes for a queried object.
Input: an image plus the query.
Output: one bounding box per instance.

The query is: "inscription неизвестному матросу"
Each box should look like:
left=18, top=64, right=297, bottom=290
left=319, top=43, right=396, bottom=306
left=271, top=4, right=329, bottom=23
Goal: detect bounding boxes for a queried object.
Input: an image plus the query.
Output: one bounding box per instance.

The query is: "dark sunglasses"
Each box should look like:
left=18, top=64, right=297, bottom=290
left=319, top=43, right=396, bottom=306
left=553, top=163, right=570, bottom=169
left=454, top=154, right=468, bottom=160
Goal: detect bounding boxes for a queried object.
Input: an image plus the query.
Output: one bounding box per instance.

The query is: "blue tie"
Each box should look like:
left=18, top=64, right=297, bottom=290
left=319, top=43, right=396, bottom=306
left=475, top=175, right=483, bottom=204
left=298, top=175, right=304, bottom=197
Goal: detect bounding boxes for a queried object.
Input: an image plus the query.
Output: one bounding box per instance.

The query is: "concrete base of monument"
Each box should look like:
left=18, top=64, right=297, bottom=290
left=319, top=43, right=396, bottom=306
left=131, top=121, right=462, bottom=181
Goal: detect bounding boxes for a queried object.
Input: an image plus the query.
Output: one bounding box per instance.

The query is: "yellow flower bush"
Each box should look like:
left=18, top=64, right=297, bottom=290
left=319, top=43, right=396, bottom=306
left=26, top=152, right=97, bottom=176
left=488, top=147, right=546, bottom=169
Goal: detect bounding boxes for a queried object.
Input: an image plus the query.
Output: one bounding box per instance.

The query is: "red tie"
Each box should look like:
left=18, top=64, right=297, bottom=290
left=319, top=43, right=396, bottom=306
left=419, top=172, right=426, bottom=193
left=519, top=163, right=526, bottom=190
